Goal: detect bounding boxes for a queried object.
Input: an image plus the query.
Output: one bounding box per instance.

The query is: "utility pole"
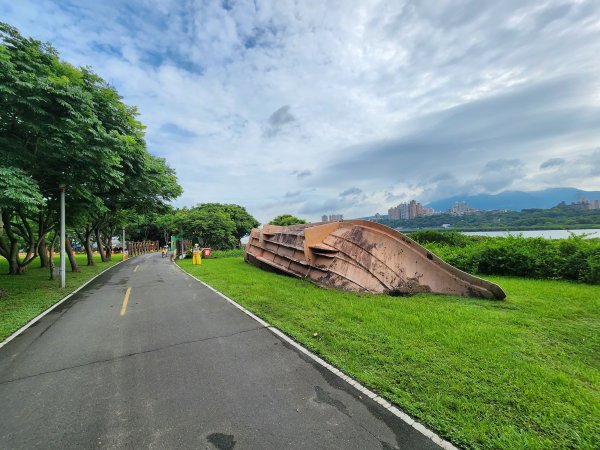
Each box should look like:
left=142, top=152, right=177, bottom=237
left=59, top=183, right=66, bottom=288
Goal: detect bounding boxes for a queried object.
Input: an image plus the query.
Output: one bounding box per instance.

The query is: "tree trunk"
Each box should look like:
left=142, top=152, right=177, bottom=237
left=78, top=227, right=95, bottom=266
left=48, top=234, right=56, bottom=280
left=8, top=247, right=21, bottom=274
left=65, top=237, right=80, bottom=272
left=2, top=209, right=24, bottom=275
left=38, top=236, right=49, bottom=268
left=37, top=212, right=50, bottom=268
left=14, top=207, right=37, bottom=271
left=104, top=236, right=112, bottom=261
left=8, top=241, right=25, bottom=274
left=84, top=234, right=95, bottom=266
left=95, top=227, right=107, bottom=262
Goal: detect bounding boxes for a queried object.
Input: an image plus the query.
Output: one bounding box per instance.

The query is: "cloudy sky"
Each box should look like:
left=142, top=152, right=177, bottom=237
left=2, top=0, right=600, bottom=222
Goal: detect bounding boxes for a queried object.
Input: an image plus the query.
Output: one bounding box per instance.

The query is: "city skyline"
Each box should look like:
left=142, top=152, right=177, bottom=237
left=381, top=194, right=600, bottom=221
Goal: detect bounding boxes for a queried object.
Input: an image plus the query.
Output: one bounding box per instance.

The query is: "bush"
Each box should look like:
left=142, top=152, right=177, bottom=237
left=584, top=250, right=600, bottom=283
left=409, top=230, right=474, bottom=247
left=412, top=231, right=600, bottom=284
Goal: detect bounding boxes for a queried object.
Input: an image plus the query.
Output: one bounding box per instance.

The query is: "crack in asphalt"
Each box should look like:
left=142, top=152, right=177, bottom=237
left=0, top=326, right=267, bottom=386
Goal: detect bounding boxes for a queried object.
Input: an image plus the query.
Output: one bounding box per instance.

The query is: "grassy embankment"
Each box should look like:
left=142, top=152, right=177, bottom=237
left=0, top=254, right=120, bottom=341
left=178, top=252, right=599, bottom=450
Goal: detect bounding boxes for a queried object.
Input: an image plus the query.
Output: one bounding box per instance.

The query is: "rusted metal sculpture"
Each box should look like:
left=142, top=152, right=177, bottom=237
left=245, top=220, right=505, bottom=299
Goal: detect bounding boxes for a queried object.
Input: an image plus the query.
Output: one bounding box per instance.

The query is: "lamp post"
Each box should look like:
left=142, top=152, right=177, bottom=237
left=59, top=183, right=66, bottom=288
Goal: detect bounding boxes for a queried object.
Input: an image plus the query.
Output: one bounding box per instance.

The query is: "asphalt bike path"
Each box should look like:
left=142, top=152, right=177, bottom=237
left=0, top=253, right=440, bottom=449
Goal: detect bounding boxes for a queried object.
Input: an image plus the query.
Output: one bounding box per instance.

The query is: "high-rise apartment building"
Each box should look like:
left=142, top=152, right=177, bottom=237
left=573, top=198, right=599, bottom=210
left=387, top=200, right=428, bottom=220
left=447, top=201, right=477, bottom=215
left=322, top=214, right=344, bottom=222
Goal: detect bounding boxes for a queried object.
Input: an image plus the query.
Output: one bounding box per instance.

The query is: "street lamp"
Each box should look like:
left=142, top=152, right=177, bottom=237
left=59, top=183, right=66, bottom=288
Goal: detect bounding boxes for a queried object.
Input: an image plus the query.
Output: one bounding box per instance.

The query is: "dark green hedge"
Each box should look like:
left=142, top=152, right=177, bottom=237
left=409, top=231, right=600, bottom=284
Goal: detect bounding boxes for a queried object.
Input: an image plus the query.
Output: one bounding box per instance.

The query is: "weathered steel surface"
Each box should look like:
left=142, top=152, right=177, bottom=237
left=245, top=220, right=506, bottom=299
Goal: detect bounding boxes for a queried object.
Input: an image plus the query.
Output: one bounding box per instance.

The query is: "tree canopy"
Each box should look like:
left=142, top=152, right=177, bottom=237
left=269, top=214, right=307, bottom=226
left=149, top=203, right=259, bottom=250
left=0, top=22, right=262, bottom=273
left=0, top=22, right=182, bottom=274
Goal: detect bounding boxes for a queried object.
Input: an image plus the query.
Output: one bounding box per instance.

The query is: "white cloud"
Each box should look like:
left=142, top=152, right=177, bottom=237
left=2, top=0, right=600, bottom=222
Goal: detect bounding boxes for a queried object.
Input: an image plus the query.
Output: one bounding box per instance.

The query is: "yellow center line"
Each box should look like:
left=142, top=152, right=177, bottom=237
left=133, top=265, right=139, bottom=273
left=120, top=287, right=131, bottom=316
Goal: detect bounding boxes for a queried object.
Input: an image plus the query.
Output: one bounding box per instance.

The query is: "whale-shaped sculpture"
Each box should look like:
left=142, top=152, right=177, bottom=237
left=244, top=220, right=505, bottom=299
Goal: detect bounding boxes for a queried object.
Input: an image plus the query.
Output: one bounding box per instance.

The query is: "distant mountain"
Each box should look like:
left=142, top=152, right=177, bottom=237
left=426, top=188, right=600, bottom=212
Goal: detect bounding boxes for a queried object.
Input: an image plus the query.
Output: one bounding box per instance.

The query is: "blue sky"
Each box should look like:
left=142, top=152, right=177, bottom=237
left=2, top=0, right=600, bottom=222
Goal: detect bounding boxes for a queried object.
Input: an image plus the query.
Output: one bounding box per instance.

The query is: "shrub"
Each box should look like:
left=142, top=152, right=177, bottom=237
left=409, top=230, right=474, bottom=247
left=582, top=247, right=600, bottom=284
left=414, top=231, right=600, bottom=284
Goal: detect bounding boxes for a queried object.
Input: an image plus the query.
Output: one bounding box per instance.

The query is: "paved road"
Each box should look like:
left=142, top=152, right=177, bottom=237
left=0, top=253, right=440, bottom=449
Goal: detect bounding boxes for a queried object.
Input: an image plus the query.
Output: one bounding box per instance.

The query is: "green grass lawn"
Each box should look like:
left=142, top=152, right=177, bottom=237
left=178, top=255, right=600, bottom=450
left=0, top=254, right=120, bottom=341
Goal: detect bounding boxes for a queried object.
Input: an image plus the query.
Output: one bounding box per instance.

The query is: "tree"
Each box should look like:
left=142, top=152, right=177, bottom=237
left=166, top=204, right=259, bottom=250
left=0, top=167, right=44, bottom=274
left=0, top=22, right=122, bottom=272
left=0, top=22, right=183, bottom=273
left=89, top=152, right=182, bottom=261
left=127, top=206, right=180, bottom=245
left=174, top=208, right=237, bottom=250
left=269, top=214, right=307, bottom=226
left=197, top=204, right=259, bottom=246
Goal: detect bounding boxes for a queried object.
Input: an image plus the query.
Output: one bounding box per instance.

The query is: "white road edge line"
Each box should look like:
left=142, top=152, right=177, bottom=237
left=174, top=261, right=459, bottom=450
left=0, top=257, right=132, bottom=349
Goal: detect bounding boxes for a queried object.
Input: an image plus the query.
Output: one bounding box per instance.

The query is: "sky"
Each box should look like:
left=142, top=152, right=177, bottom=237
left=2, top=0, right=600, bottom=223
